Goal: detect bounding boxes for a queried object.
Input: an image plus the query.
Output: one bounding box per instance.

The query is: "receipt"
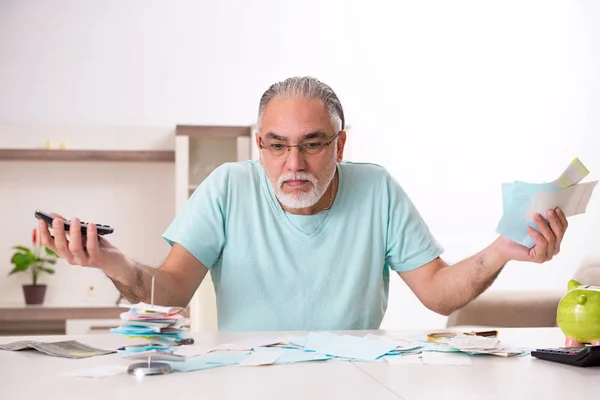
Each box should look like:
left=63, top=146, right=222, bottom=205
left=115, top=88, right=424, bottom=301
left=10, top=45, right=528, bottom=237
left=526, top=181, right=598, bottom=221
left=551, top=157, right=589, bottom=188
left=496, top=158, right=597, bottom=248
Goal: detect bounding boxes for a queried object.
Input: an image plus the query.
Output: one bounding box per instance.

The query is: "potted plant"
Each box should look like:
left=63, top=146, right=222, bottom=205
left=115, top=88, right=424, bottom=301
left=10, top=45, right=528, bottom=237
left=8, top=228, right=58, bottom=305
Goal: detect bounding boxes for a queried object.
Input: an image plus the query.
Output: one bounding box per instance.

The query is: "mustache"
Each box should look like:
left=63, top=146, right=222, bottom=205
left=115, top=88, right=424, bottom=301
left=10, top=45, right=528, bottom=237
left=277, top=172, right=318, bottom=187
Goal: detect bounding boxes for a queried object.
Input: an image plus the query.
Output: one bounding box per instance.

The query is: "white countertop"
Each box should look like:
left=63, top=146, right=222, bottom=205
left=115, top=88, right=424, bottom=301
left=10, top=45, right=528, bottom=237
left=1, top=327, right=596, bottom=400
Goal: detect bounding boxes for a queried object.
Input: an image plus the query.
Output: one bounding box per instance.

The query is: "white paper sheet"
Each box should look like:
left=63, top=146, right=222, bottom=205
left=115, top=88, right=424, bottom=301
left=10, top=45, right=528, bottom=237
left=274, top=349, right=330, bottom=364
left=438, top=334, right=523, bottom=357
left=174, top=345, right=212, bottom=357
left=212, top=336, right=288, bottom=352
left=238, top=349, right=285, bottom=366
left=363, top=334, right=422, bottom=351
left=304, top=333, right=398, bottom=361
left=526, top=181, right=598, bottom=221
left=447, top=334, right=499, bottom=350
left=126, top=302, right=185, bottom=315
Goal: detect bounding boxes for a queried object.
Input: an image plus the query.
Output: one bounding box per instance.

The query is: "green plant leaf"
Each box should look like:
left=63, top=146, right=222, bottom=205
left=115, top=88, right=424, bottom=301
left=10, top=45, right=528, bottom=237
left=8, top=264, right=29, bottom=275
left=45, top=247, right=58, bottom=257
left=38, top=267, right=55, bottom=275
left=38, top=258, right=57, bottom=264
left=11, top=252, right=35, bottom=269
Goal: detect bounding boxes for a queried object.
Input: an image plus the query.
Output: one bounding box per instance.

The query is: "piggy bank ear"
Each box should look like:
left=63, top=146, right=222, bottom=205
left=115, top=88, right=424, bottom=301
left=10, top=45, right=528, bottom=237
left=577, top=294, right=587, bottom=305
left=568, top=279, right=583, bottom=291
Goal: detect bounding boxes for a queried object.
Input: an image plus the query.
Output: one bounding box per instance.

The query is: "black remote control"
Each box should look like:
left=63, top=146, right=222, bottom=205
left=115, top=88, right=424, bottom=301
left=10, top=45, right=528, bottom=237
left=531, top=345, right=600, bottom=367
left=34, top=210, right=114, bottom=236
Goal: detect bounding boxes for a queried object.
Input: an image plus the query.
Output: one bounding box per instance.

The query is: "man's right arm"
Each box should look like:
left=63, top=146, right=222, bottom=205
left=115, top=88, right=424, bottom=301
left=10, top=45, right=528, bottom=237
left=40, top=215, right=208, bottom=307
left=104, top=243, right=208, bottom=307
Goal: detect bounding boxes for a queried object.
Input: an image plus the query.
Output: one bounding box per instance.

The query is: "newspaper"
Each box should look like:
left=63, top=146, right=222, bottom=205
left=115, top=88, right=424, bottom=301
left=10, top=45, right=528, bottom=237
left=0, top=340, right=115, bottom=359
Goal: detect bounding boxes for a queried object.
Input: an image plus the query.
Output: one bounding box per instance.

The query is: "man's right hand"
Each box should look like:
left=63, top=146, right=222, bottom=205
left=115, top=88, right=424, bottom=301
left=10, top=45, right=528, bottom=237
left=39, top=213, right=128, bottom=273
left=40, top=213, right=208, bottom=307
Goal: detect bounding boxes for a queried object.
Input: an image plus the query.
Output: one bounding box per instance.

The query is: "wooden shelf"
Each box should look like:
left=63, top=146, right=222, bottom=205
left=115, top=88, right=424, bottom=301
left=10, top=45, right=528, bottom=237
left=0, top=305, right=189, bottom=335
left=0, top=305, right=189, bottom=322
left=0, top=305, right=125, bottom=323
left=0, top=149, right=175, bottom=162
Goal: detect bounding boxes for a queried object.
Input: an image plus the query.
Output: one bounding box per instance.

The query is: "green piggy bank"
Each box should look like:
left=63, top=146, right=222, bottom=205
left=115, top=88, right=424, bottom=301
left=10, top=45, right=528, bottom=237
left=556, top=279, right=600, bottom=346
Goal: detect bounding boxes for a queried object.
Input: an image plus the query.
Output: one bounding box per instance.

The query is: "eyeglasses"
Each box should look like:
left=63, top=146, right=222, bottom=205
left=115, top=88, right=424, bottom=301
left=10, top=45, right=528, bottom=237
left=259, top=131, right=340, bottom=158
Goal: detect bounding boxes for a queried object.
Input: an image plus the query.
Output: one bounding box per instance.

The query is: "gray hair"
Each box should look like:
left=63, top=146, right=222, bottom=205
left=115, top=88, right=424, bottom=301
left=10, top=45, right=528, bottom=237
left=257, top=76, right=345, bottom=133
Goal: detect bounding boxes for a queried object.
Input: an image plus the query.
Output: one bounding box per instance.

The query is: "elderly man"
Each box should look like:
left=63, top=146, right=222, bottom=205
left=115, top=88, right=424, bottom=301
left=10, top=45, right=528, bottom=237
left=40, top=76, right=568, bottom=331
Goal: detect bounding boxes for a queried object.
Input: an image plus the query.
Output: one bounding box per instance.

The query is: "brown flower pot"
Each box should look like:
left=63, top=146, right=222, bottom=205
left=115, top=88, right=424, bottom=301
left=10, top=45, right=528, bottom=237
left=22, top=284, right=47, bottom=305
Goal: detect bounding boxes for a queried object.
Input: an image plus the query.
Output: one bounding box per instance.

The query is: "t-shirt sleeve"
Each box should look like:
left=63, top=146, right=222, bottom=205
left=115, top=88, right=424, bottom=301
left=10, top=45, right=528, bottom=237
left=162, top=163, right=230, bottom=269
left=385, top=172, right=444, bottom=272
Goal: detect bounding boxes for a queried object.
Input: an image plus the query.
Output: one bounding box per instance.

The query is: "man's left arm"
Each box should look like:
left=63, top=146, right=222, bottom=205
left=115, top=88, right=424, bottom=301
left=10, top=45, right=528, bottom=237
left=398, top=208, right=568, bottom=316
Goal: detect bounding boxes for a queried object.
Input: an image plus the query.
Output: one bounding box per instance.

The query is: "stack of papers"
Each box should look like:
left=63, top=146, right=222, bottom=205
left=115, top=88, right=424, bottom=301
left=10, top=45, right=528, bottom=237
left=110, top=331, right=528, bottom=373
left=111, top=302, right=189, bottom=353
left=443, top=334, right=526, bottom=357
left=496, top=158, right=597, bottom=248
left=159, top=333, right=428, bottom=372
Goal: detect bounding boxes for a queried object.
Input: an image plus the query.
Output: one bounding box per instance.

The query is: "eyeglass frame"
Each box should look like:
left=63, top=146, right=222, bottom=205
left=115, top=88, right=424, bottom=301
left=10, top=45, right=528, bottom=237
left=258, top=130, right=342, bottom=157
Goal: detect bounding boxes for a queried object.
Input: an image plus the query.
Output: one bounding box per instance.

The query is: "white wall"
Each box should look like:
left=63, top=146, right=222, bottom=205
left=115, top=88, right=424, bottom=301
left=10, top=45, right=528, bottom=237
left=1, top=0, right=599, bottom=329
left=0, top=126, right=175, bottom=306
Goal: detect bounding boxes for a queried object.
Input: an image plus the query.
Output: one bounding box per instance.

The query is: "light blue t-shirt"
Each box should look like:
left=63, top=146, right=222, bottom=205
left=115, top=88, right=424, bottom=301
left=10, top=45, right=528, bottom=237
left=162, top=160, right=443, bottom=332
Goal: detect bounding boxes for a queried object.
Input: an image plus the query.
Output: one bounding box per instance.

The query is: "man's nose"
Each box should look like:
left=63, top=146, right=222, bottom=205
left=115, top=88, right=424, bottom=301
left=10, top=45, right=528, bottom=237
left=284, top=146, right=306, bottom=171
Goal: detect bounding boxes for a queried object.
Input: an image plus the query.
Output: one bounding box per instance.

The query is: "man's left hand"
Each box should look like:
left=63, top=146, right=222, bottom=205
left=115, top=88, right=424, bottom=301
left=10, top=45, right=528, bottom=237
left=496, top=208, right=568, bottom=263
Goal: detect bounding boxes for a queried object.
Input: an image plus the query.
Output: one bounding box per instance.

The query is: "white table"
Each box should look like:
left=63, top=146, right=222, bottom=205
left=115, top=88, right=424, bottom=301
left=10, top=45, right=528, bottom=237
left=353, top=327, right=600, bottom=400
left=1, top=328, right=597, bottom=399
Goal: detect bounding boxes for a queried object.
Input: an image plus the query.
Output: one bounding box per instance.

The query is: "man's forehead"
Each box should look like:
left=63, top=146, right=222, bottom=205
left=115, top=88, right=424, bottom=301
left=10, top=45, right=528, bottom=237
left=263, top=130, right=329, bottom=142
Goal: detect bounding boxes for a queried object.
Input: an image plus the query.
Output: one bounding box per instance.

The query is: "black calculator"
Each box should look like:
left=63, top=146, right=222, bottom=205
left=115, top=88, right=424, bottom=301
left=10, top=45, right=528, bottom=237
left=531, top=345, right=600, bottom=367
left=35, top=210, right=114, bottom=236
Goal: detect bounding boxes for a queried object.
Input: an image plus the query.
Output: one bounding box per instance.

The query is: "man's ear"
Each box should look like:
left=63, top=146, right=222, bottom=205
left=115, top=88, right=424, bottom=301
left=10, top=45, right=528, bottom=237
left=255, top=132, right=261, bottom=149
left=255, top=132, right=263, bottom=164
left=336, top=130, right=347, bottom=162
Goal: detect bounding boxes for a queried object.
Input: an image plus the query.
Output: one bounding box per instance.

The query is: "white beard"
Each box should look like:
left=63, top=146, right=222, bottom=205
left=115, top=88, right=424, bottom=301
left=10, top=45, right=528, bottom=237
left=269, top=164, right=336, bottom=210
